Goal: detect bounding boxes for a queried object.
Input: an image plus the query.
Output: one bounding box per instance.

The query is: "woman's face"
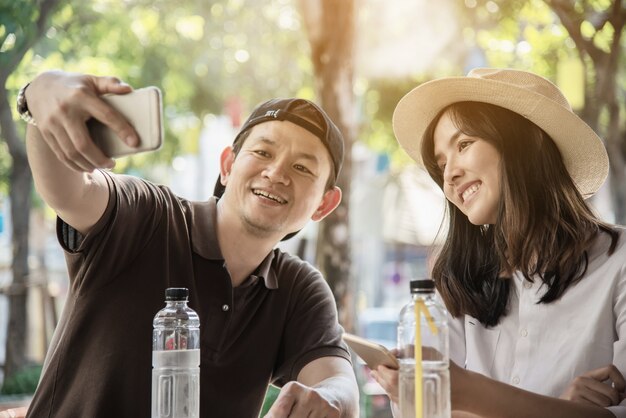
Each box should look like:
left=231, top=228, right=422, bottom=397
left=433, top=111, right=502, bottom=225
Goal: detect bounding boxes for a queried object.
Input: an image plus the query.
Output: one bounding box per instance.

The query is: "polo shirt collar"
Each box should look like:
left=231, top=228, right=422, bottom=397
left=190, top=197, right=278, bottom=289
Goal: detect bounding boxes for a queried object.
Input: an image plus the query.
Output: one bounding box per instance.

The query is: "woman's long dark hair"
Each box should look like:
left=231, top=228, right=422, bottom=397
left=421, top=102, right=618, bottom=327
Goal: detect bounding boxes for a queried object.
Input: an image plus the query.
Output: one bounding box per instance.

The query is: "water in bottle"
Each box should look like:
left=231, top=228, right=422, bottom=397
left=152, top=288, right=200, bottom=418
left=397, top=279, right=450, bottom=418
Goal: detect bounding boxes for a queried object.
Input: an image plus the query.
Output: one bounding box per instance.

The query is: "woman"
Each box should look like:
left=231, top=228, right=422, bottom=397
left=374, top=68, right=626, bottom=418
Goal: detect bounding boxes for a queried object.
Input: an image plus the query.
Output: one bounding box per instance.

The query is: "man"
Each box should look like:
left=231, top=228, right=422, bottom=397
left=19, top=70, right=359, bottom=417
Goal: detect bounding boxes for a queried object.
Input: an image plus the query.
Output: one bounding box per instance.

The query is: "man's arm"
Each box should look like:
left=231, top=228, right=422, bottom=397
left=24, top=71, right=139, bottom=234
left=264, top=357, right=359, bottom=418
left=26, top=126, right=108, bottom=235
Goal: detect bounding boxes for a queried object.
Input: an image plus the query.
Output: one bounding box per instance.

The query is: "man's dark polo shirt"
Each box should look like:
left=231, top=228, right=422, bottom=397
left=26, top=171, right=350, bottom=418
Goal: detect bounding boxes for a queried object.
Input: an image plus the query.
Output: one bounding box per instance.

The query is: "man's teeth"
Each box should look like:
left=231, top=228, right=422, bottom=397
left=462, top=183, right=480, bottom=201
left=253, top=189, right=287, bottom=204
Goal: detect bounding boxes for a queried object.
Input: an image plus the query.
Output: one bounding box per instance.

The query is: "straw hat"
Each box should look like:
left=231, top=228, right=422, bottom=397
left=392, top=68, right=609, bottom=198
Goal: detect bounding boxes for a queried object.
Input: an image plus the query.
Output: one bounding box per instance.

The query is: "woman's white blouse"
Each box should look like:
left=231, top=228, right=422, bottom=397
left=449, top=227, right=626, bottom=417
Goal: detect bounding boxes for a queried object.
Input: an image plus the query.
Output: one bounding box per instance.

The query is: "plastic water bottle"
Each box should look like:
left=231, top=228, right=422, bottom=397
left=397, top=279, right=450, bottom=418
left=152, top=288, right=200, bottom=418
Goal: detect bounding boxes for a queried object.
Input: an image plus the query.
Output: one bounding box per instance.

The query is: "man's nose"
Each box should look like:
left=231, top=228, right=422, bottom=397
left=263, top=161, right=290, bottom=185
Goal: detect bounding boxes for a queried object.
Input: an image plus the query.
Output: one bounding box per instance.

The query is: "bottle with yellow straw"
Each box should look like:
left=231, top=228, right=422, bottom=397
left=397, top=279, right=450, bottom=418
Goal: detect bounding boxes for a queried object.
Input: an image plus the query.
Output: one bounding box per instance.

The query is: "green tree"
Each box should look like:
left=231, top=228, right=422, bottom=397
left=459, top=0, right=626, bottom=222
left=1, top=0, right=347, bottom=385
left=548, top=0, right=626, bottom=222
left=0, top=0, right=62, bottom=382
left=11, top=0, right=316, bottom=173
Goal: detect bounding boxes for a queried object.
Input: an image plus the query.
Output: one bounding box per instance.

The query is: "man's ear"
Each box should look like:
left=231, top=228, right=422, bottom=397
left=312, top=186, right=342, bottom=222
left=219, top=146, right=235, bottom=187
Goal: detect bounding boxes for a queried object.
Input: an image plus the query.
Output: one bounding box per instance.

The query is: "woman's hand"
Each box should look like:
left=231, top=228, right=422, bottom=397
left=372, top=357, right=485, bottom=417
left=559, top=364, right=626, bottom=407
left=371, top=364, right=399, bottom=404
left=370, top=347, right=401, bottom=409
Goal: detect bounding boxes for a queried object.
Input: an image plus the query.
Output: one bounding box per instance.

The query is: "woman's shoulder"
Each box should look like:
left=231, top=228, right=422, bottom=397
left=588, top=224, right=626, bottom=268
left=605, top=224, right=626, bottom=252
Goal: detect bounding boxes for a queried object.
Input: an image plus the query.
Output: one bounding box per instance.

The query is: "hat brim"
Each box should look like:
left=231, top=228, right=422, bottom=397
left=392, top=76, right=609, bottom=198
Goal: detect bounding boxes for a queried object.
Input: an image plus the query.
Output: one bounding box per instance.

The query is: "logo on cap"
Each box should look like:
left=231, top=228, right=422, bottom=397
left=265, top=110, right=281, bottom=118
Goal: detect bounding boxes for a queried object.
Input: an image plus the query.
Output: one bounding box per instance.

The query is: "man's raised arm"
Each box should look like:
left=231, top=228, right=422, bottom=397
left=24, top=71, right=139, bottom=234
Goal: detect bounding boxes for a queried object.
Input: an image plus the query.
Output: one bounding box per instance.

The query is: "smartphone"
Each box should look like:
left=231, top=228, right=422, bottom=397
left=88, top=86, right=163, bottom=158
left=343, top=333, right=399, bottom=370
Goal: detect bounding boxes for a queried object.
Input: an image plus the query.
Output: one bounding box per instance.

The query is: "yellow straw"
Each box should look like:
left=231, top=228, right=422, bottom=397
left=420, top=303, right=438, bottom=336
left=415, top=299, right=439, bottom=417
left=414, top=301, right=423, bottom=418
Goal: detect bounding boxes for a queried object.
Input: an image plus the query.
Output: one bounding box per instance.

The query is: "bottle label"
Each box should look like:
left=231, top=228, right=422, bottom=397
left=153, top=349, right=200, bottom=368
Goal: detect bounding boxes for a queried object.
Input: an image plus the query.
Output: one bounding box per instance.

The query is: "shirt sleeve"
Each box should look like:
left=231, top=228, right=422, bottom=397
left=607, top=405, right=626, bottom=418
left=58, top=171, right=172, bottom=288
left=272, top=266, right=351, bottom=386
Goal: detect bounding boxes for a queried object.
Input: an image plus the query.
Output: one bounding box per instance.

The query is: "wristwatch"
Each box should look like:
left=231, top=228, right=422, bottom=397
left=16, top=83, right=37, bottom=125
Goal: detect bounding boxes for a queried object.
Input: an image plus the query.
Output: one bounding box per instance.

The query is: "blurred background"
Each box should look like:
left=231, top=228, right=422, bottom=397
left=1, top=0, right=625, bottom=416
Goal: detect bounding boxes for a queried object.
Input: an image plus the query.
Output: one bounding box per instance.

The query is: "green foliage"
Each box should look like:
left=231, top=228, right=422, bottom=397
left=360, top=77, right=432, bottom=167
left=4, top=0, right=314, bottom=178
left=0, top=0, right=38, bottom=58
left=590, top=20, right=615, bottom=53
left=464, top=0, right=570, bottom=75
left=0, top=141, right=9, bottom=195
left=457, top=0, right=626, bottom=141
left=7, top=0, right=621, bottom=197
left=259, top=384, right=280, bottom=415
left=0, top=364, right=42, bottom=395
left=357, top=0, right=625, bottom=174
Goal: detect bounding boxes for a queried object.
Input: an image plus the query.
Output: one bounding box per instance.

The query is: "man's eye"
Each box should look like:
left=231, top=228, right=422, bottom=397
left=255, top=150, right=270, bottom=157
left=294, top=164, right=312, bottom=174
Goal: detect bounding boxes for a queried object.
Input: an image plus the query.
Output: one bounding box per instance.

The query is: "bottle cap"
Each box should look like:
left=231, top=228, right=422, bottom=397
left=165, top=287, right=189, bottom=301
left=410, top=279, right=435, bottom=294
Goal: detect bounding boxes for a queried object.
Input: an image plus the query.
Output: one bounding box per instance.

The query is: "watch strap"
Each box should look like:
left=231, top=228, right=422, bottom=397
left=16, top=83, right=37, bottom=126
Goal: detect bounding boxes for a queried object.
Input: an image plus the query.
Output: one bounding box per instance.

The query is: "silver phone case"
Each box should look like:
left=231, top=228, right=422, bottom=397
left=89, top=86, right=163, bottom=158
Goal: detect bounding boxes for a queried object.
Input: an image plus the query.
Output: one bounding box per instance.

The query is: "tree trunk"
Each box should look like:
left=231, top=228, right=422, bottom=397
left=548, top=0, right=626, bottom=223
left=600, top=3, right=626, bottom=223
left=299, top=0, right=357, bottom=330
left=0, top=88, right=32, bottom=381
left=0, top=0, right=60, bottom=381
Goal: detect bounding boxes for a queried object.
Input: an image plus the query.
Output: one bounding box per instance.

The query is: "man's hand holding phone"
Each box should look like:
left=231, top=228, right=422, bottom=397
left=26, top=71, right=161, bottom=172
left=88, top=87, right=162, bottom=158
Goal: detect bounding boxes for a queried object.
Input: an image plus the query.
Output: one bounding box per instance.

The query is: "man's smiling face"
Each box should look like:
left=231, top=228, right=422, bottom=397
left=219, top=120, right=339, bottom=239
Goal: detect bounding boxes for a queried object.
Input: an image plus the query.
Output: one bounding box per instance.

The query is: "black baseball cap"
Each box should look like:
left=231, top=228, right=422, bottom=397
left=213, top=98, right=345, bottom=241
left=214, top=97, right=344, bottom=197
